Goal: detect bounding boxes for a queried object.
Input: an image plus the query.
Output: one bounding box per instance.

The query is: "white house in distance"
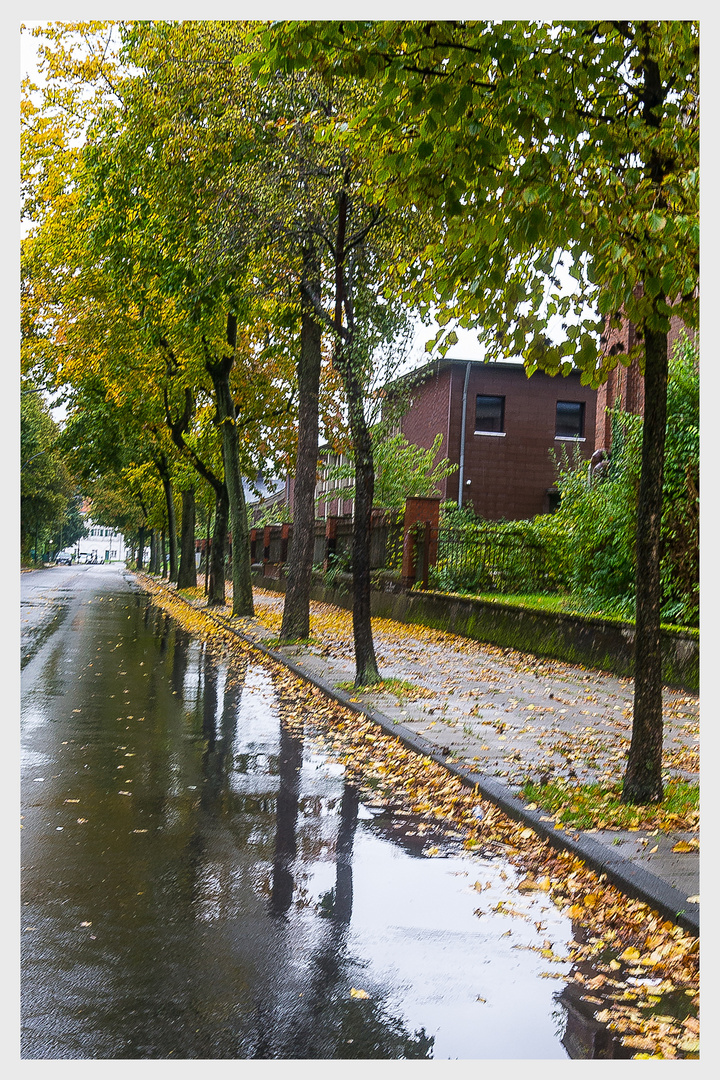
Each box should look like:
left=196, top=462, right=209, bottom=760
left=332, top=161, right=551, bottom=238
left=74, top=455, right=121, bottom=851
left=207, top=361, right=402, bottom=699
left=78, top=520, right=129, bottom=563
left=59, top=502, right=129, bottom=563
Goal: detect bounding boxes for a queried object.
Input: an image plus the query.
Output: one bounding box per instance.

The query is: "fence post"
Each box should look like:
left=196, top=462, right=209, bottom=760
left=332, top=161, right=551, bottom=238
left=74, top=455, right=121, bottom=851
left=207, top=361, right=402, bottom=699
left=421, top=521, right=431, bottom=589
left=401, top=524, right=417, bottom=589
left=280, top=522, right=290, bottom=567
left=401, top=497, right=441, bottom=590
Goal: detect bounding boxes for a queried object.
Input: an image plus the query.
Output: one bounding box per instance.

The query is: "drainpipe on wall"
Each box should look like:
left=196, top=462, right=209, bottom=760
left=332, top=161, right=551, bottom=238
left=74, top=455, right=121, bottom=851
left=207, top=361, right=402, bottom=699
left=457, top=362, right=472, bottom=509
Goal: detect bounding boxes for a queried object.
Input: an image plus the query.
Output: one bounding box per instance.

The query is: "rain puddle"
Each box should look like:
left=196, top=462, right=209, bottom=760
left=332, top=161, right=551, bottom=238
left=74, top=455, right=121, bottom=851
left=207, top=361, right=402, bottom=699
left=22, top=589, right=644, bottom=1059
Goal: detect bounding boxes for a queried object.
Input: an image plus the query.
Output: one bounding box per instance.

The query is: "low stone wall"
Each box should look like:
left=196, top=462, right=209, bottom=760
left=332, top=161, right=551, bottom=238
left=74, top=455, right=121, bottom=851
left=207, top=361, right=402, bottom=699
left=250, top=572, right=699, bottom=693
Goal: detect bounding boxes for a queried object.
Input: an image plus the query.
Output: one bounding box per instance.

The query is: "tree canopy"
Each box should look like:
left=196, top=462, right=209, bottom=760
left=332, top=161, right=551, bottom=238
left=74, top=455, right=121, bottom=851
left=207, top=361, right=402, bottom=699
left=21, top=19, right=698, bottom=801
left=260, top=20, right=697, bottom=377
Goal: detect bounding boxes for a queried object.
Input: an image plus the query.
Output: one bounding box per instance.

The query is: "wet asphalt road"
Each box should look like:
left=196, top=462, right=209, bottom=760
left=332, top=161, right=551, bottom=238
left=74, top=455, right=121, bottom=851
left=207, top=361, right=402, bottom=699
left=21, top=565, right=624, bottom=1060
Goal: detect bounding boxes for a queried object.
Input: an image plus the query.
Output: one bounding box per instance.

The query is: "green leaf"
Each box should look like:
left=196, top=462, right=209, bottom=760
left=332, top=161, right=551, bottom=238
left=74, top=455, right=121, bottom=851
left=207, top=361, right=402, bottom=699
left=647, top=211, right=667, bottom=235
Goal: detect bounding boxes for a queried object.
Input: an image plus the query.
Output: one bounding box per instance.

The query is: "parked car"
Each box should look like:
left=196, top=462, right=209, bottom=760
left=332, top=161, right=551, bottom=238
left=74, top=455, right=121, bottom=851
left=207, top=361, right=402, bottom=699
left=56, top=554, right=72, bottom=565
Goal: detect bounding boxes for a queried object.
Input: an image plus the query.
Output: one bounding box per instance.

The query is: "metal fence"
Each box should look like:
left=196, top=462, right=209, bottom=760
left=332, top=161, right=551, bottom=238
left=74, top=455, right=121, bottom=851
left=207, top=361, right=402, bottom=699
left=251, top=514, right=553, bottom=595
left=426, top=523, right=553, bottom=595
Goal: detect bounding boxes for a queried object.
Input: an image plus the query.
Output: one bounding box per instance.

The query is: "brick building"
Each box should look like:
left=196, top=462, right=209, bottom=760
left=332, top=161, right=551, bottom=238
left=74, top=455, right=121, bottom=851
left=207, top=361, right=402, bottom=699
left=388, top=358, right=598, bottom=520
left=595, top=312, right=696, bottom=452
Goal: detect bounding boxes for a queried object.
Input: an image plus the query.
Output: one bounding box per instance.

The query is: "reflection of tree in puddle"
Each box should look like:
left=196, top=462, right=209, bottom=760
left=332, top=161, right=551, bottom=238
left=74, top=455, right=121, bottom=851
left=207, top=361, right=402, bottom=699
left=264, top=771, right=433, bottom=1059
left=553, top=917, right=697, bottom=1060
left=555, top=977, right=631, bottom=1059
left=184, top=654, right=433, bottom=1058
left=269, top=720, right=303, bottom=916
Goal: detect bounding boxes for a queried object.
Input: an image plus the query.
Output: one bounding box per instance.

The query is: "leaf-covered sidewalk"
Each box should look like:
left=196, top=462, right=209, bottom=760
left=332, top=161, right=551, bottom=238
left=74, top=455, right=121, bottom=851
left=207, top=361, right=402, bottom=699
left=239, top=588, right=697, bottom=823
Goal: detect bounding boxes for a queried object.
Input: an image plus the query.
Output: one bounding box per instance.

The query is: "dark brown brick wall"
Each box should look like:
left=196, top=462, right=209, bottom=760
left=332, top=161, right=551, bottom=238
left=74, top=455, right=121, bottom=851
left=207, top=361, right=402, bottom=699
left=595, top=312, right=697, bottom=451
left=399, top=365, right=455, bottom=500
left=397, top=360, right=597, bottom=521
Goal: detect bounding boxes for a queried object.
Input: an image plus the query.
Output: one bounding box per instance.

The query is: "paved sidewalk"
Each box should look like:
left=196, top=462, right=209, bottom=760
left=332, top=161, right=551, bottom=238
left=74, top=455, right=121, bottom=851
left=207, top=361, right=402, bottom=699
left=180, top=584, right=700, bottom=931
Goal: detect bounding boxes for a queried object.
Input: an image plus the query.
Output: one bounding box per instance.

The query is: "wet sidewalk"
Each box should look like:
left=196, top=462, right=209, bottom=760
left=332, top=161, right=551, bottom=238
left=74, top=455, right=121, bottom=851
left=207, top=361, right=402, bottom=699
left=165, top=583, right=699, bottom=932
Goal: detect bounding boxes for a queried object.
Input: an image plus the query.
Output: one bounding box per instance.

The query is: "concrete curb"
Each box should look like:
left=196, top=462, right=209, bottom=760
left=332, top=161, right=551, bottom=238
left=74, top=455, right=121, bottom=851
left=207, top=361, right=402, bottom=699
left=152, top=582, right=700, bottom=937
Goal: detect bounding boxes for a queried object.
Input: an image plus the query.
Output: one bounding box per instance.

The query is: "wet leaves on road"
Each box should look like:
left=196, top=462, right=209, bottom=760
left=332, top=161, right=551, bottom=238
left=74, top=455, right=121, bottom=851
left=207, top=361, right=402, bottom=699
left=141, top=576, right=699, bottom=1060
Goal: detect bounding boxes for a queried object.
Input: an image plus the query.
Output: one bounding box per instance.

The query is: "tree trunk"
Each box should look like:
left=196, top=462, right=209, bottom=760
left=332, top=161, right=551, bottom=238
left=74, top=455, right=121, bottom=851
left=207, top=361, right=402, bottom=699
left=163, top=378, right=231, bottom=606
left=621, top=325, right=669, bottom=803
left=343, top=363, right=381, bottom=686
left=137, top=526, right=146, bottom=570
left=207, top=486, right=229, bottom=607
left=177, top=486, right=197, bottom=589
left=207, top=316, right=254, bottom=618
left=148, top=529, right=158, bottom=574
left=161, top=528, right=167, bottom=578
left=204, top=505, right=212, bottom=596
left=160, top=469, right=178, bottom=582
left=280, top=244, right=322, bottom=642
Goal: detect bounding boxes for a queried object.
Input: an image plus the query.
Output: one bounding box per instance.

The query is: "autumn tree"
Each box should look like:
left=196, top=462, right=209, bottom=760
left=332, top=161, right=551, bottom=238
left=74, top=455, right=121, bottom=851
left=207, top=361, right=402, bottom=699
left=20, top=383, right=79, bottom=562
left=253, top=39, right=432, bottom=683
left=22, top=21, right=298, bottom=614
left=151, top=26, right=334, bottom=643
left=267, top=19, right=698, bottom=800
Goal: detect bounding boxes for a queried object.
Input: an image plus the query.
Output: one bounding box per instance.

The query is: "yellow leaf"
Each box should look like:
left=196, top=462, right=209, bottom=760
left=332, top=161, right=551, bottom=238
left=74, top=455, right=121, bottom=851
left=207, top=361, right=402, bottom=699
left=672, top=841, right=695, bottom=853
left=620, top=946, right=640, bottom=961
left=622, top=1035, right=657, bottom=1051
left=638, top=950, right=665, bottom=966
left=350, top=988, right=369, bottom=999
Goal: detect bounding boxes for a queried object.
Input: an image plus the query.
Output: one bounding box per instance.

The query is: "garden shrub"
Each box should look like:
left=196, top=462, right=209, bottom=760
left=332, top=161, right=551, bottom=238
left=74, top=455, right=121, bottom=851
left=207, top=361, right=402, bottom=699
left=541, top=333, right=698, bottom=626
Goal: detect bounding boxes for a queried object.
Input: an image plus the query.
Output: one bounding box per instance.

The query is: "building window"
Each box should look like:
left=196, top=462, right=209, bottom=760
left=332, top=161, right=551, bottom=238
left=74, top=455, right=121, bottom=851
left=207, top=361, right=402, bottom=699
left=475, top=395, right=505, bottom=434
left=556, top=400, right=585, bottom=439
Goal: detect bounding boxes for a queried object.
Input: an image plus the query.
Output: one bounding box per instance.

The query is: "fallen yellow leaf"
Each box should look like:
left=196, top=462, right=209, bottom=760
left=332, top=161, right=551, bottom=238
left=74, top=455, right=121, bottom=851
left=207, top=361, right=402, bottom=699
left=350, top=988, right=369, bottom=999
